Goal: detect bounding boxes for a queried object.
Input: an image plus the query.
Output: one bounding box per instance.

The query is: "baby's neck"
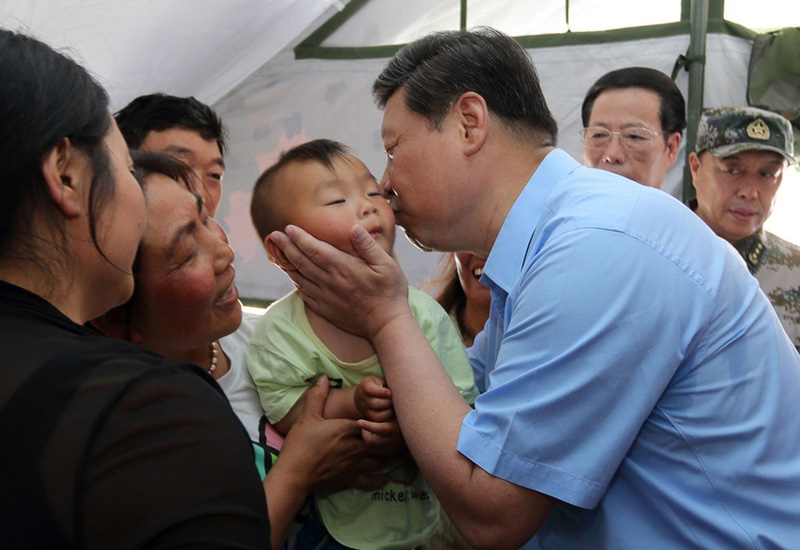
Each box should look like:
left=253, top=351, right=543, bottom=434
left=304, top=303, right=376, bottom=363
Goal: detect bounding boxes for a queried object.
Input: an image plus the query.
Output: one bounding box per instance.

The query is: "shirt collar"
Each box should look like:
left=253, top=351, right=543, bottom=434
left=482, top=149, right=580, bottom=295
left=734, top=228, right=768, bottom=274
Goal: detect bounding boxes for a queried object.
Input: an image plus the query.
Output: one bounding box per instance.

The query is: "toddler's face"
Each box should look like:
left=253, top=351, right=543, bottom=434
left=278, top=154, right=395, bottom=256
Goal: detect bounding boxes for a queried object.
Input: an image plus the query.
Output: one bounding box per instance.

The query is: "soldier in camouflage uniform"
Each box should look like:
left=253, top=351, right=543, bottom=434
left=689, top=106, right=800, bottom=349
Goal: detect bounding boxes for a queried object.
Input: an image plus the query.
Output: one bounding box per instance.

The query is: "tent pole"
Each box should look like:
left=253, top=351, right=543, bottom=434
left=682, top=0, right=710, bottom=202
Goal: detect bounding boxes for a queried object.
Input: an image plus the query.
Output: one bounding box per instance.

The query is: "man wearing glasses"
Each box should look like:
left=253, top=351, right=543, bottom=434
left=689, top=107, right=800, bottom=348
left=580, top=67, right=685, bottom=189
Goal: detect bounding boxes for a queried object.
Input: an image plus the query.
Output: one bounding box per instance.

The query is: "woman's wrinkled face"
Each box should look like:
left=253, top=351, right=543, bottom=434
left=129, top=173, right=241, bottom=355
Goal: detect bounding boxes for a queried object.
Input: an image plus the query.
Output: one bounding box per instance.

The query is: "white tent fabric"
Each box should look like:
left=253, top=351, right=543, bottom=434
left=0, top=0, right=342, bottom=110
left=319, top=0, right=683, bottom=43
left=0, top=1, right=761, bottom=300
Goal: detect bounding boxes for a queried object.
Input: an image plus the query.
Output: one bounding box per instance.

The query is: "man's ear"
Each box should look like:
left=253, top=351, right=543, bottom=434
left=41, top=138, right=85, bottom=218
left=91, top=306, right=142, bottom=344
left=265, top=235, right=295, bottom=271
left=666, top=132, right=682, bottom=166
left=454, top=91, right=489, bottom=156
left=688, top=151, right=701, bottom=191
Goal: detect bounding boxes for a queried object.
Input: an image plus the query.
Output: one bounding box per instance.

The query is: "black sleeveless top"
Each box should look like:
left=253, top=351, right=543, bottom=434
left=0, top=281, right=270, bottom=549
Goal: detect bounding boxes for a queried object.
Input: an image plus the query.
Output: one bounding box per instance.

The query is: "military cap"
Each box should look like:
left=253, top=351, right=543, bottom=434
left=695, top=106, right=796, bottom=166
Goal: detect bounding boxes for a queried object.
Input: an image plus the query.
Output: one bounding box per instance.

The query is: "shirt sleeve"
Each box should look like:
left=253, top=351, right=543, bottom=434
left=467, top=319, right=490, bottom=394
left=457, top=227, right=713, bottom=508
left=81, top=364, right=270, bottom=549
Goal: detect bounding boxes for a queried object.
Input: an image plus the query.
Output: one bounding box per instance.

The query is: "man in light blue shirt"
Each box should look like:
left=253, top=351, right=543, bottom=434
left=465, top=147, right=800, bottom=547
left=268, top=28, right=800, bottom=549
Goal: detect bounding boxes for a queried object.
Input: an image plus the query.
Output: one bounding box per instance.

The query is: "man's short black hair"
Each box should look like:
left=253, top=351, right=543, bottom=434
left=581, top=67, right=686, bottom=138
left=372, top=27, right=558, bottom=146
left=115, top=93, right=227, bottom=155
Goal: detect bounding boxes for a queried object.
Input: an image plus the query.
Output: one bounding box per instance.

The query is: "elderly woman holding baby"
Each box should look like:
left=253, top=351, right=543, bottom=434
left=95, top=150, right=393, bottom=549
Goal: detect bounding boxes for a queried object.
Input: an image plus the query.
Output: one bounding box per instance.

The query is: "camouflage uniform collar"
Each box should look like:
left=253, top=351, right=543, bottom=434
left=733, top=229, right=768, bottom=274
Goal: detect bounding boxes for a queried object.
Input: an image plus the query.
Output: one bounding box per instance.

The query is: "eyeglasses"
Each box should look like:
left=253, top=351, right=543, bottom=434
left=579, top=127, right=661, bottom=151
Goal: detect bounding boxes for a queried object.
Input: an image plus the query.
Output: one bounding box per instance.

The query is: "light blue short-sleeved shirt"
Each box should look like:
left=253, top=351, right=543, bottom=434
left=459, top=149, right=800, bottom=549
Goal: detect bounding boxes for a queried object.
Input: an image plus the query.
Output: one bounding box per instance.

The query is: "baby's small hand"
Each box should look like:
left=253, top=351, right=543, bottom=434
left=354, top=375, right=393, bottom=422
left=358, top=418, right=408, bottom=456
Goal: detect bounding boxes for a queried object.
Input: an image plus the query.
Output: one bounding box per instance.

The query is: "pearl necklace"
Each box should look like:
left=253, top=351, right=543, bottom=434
left=208, top=341, right=218, bottom=374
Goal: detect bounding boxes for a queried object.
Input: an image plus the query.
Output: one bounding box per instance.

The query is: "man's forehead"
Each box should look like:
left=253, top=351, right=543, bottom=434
left=380, top=90, right=409, bottom=137
left=589, top=88, right=663, bottom=126
left=380, top=112, right=395, bottom=140
left=716, top=150, right=786, bottom=164
left=597, top=86, right=661, bottom=101
left=142, top=127, right=224, bottom=166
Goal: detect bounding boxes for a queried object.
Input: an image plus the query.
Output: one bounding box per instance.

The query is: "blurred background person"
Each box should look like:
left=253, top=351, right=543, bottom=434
left=430, top=253, right=491, bottom=347
left=116, top=93, right=227, bottom=216
left=689, top=106, right=800, bottom=348
left=581, top=66, right=685, bottom=189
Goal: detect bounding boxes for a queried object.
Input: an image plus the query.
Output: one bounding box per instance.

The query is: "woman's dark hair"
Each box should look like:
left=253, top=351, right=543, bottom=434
left=0, top=29, right=114, bottom=272
left=373, top=27, right=558, bottom=145
left=131, top=149, right=197, bottom=195
left=427, top=253, right=469, bottom=338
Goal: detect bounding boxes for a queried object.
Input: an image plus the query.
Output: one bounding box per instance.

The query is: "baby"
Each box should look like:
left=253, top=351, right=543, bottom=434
left=247, top=139, right=478, bottom=550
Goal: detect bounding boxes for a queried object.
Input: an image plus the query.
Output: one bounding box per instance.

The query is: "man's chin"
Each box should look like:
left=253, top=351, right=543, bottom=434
left=609, top=168, right=633, bottom=181
left=723, top=223, right=758, bottom=244
left=407, top=234, right=435, bottom=253
left=593, top=164, right=629, bottom=180
left=398, top=225, right=435, bottom=252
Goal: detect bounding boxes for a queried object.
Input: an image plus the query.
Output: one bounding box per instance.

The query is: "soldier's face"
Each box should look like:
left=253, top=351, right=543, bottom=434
left=690, top=150, right=786, bottom=243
